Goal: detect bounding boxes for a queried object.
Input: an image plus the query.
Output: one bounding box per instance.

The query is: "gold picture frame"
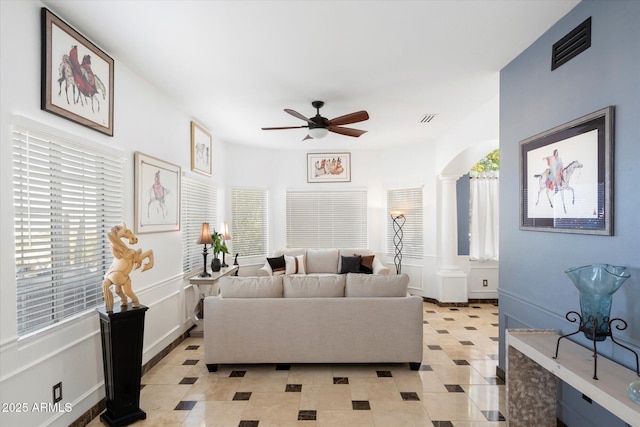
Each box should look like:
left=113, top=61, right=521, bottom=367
left=191, top=121, right=212, bottom=176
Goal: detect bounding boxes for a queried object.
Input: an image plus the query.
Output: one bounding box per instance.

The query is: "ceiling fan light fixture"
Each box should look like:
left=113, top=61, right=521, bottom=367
left=308, top=127, right=329, bottom=139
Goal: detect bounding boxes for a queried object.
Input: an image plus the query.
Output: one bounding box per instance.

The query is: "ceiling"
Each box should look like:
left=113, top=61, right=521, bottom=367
left=43, top=0, right=579, bottom=150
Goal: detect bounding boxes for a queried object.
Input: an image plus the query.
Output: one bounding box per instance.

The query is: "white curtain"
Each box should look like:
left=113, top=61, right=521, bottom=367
left=470, top=171, right=499, bottom=261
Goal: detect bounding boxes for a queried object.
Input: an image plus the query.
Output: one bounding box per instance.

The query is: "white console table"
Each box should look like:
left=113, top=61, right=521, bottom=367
left=188, top=265, right=238, bottom=337
left=506, top=329, right=640, bottom=427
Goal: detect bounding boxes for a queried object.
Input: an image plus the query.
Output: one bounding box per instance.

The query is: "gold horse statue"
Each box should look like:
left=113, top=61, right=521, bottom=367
left=102, top=223, right=154, bottom=311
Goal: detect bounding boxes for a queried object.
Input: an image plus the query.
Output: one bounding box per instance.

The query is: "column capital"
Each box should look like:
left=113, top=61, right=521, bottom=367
left=438, top=174, right=462, bottom=182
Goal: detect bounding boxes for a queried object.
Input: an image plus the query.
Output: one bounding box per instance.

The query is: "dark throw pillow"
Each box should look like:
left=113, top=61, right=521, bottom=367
left=267, top=255, right=286, bottom=273
left=360, top=254, right=375, bottom=274
left=340, top=255, right=361, bottom=274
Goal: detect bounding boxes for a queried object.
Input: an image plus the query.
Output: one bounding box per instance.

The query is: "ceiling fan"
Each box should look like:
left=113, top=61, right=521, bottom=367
left=262, top=101, right=369, bottom=141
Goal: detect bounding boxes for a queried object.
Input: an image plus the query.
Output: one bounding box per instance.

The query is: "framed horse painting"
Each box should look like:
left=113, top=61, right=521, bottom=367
left=41, top=8, right=114, bottom=136
left=191, top=121, right=212, bottom=176
left=134, top=152, right=181, bottom=234
left=520, top=106, right=614, bottom=235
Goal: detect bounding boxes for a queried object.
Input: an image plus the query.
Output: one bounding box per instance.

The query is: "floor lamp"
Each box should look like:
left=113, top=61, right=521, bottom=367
left=220, top=221, right=231, bottom=268
left=390, top=211, right=405, bottom=274
left=197, top=223, right=213, bottom=277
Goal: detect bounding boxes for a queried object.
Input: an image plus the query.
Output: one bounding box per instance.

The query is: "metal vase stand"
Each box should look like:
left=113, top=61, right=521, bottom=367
left=553, top=310, right=639, bottom=380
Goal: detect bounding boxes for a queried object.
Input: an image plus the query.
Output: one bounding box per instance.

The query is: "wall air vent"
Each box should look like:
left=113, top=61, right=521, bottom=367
left=420, top=114, right=437, bottom=123
left=551, top=17, right=591, bottom=71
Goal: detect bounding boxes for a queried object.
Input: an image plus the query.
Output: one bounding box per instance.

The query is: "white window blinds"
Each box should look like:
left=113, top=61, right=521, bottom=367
left=387, top=187, right=423, bottom=258
left=12, top=123, right=124, bottom=336
left=231, top=188, right=268, bottom=258
left=182, top=176, right=217, bottom=275
left=286, top=190, right=368, bottom=248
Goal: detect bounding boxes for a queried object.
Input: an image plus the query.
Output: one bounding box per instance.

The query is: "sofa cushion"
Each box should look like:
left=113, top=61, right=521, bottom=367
left=219, top=276, right=283, bottom=298
left=306, top=248, right=339, bottom=274
left=285, top=254, right=306, bottom=275
left=340, top=255, right=361, bottom=274
left=345, top=273, right=409, bottom=297
left=267, top=255, right=286, bottom=274
left=283, top=274, right=345, bottom=298
left=360, top=255, right=375, bottom=274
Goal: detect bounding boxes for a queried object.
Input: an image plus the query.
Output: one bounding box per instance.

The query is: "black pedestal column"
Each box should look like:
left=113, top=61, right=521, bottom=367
left=97, top=305, right=148, bottom=426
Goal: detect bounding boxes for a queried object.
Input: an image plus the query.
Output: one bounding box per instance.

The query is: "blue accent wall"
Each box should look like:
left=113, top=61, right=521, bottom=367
left=499, top=1, right=640, bottom=425
left=457, top=173, right=470, bottom=256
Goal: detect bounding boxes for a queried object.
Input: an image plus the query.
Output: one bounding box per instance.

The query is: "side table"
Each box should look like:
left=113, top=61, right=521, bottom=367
left=188, top=265, right=238, bottom=337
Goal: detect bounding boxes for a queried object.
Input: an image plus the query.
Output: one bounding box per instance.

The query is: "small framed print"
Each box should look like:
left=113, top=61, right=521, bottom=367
left=191, top=121, right=212, bottom=176
left=307, top=152, right=351, bottom=183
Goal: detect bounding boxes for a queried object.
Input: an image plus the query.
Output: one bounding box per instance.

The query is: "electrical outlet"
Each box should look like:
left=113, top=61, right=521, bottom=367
left=482, top=279, right=488, bottom=287
left=53, top=382, right=62, bottom=404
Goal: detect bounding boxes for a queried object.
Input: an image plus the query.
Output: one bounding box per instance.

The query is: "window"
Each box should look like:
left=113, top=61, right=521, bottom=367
left=387, top=187, right=423, bottom=258
left=182, top=176, right=217, bottom=275
left=12, top=122, right=124, bottom=336
left=286, top=190, right=368, bottom=248
left=231, top=188, right=268, bottom=257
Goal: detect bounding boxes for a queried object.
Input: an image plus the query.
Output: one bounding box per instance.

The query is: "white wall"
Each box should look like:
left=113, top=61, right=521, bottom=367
left=0, top=1, right=498, bottom=425
left=0, top=2, right=224, bottom=426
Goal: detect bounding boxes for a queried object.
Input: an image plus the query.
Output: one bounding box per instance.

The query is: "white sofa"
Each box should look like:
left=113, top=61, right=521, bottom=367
left=257, top=248, right=390, bottom=276
left=204, top=273, right=423, bottom=371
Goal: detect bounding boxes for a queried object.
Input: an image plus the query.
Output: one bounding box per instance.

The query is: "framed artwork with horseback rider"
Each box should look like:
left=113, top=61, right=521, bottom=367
left=520, top=106, right=614, bottom=235
left=134, top=152, right=181, bottom=234
left=41, top=8, right=114, bottom=136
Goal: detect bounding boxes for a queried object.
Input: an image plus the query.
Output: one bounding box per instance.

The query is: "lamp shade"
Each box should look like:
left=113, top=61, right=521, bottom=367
left=220, top=221, right=231, bottom=240
left=197, top=223, right=213, bottom=245
left=390, top=209, right=406, bottom=218
left=308, top=127, right=329, bottom=139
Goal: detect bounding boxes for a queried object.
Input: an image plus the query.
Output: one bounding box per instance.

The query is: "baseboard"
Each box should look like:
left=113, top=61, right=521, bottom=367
left=69, top=326, right=194, bottom=427
left=422, top=297, right=499, bottom=307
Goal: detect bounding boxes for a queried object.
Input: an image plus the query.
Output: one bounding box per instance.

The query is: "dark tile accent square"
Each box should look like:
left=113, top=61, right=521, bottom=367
left=453, top=360, right=470, bottom=366
left=449, top=308, right=459, bottom=311
left=182, top=359, right=199, bottom=365
left=468, top=315, right=480, bottom=318
left=333, top=377, right=349, bottom=384
left=276, top=364, right=291, bottom=370
left=444, top=317, right=455, bottom=321
left=376, top=370, right=393, bottom=377
left=352, top=400, right=371, bottom=410
left=426, top=310, right=436, bottom=313
left=472, top=306, right=482, bottom=309
left=485, top=377, right=505, bottom=385
left=436, top=329, right=449, bottom=334
left=490, top=337, right=499, bottom=341
left=492, top=312, right=499, bottom=316
left=445, top=384, right=465, bottom=393
left=230, top=370, right=246, bottom=377
left=491, top=323, right=499, bottom=327
left=482, top=410, right=506, bottom=421
left=432, top=422, right=454, bottom=427
left=464, top=326, right=477, bottom=330
left=459, top=340, right=474, bottom=346
left=400, top=392, right=420, bottom=401
left=286, top=384, right=302, bottom=392
left=185, top=345, right=199, bottom=350
left=298, top=410, right=317, bottom=420
left=179, top=377, right=198, bottom=385
left=423, top=320, right=429, bottom=324
left=233, top=392, right=252, bottom=401
left=427, top=345, right=442, bottom=350
left=420, top=365, right=433, bottom=371
left=140, top=384, right=145, bottom=390
left=174, top=400, right=197, bottom=410
left=238, top=421, right=259, bottom=427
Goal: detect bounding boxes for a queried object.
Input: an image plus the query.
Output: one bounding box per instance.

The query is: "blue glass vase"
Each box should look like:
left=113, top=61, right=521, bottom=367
left=565, top=264, right=630, bottom=341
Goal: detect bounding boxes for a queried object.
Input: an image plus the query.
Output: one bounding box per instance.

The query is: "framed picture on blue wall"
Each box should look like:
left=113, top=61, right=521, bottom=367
left=520, top=106, right=614, bottom=235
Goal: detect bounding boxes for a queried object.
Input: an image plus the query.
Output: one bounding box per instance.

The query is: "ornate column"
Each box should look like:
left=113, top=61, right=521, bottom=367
left=437, top=174, right=467, bottom=303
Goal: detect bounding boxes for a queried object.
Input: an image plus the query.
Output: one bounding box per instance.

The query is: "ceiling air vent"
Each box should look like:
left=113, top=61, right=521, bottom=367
left=551, top=17, right=591, bottom=71
left=420, top=114, right=437, bottom=123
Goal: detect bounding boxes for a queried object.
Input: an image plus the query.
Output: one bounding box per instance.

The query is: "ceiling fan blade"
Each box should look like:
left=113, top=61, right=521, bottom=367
left=328, top=126, right=367, bottom=137
left=284, top=109, right=314, bottom=124
left=261, top=125, right=308, bottom=130
left=327, top=110, right=369, bottom=126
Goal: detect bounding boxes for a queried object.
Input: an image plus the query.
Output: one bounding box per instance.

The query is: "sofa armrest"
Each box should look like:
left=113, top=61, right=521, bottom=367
left=372, top=257, right=390, bottom=275
left=257, top=262, right=272, bottom=276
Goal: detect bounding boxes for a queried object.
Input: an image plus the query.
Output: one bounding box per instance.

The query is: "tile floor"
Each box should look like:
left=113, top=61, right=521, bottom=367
left=88, top=302, right=505, bottom=426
